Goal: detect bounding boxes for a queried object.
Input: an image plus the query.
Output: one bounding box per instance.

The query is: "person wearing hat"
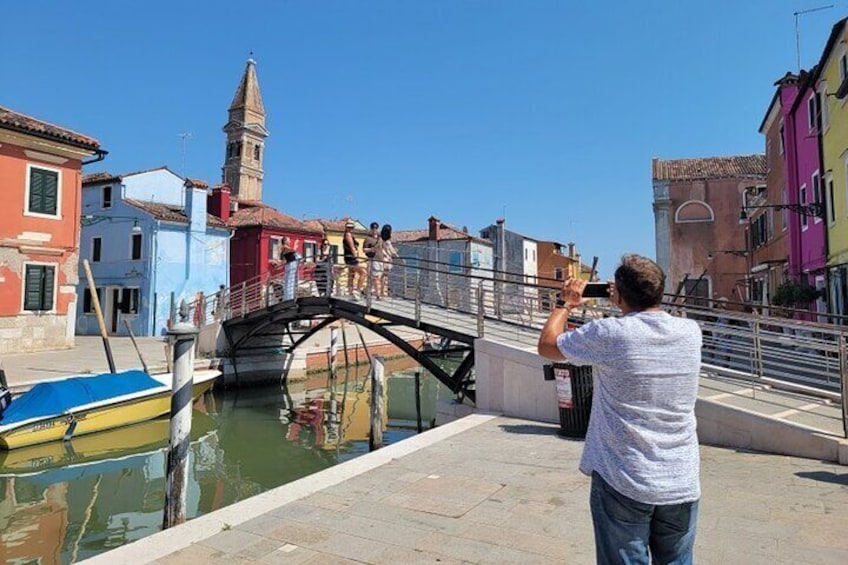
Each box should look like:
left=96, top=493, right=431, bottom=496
left=343, top=221, right=366, bottom=297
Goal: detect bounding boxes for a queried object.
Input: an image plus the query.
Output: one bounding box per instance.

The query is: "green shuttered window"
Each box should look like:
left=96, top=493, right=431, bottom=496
left=28, top=167, right=59, bottom=216
left=24, top=265, right=55, bottom=311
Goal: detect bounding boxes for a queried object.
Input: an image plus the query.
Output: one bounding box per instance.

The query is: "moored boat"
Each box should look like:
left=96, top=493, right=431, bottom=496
left=0, top=369, right=219, bottom=450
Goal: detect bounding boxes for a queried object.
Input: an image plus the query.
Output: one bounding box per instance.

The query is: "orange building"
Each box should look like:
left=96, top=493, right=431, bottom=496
left=536, top=240, right=584, bottom=309
left=0, top=106, right=105, bottom=353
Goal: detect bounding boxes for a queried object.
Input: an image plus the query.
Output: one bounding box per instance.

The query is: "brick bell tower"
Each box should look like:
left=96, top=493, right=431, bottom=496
left=222, top=58, right=269, bottom=202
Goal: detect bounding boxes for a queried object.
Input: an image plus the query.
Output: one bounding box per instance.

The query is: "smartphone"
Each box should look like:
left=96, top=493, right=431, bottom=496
left=582, top=282, right=610, bottom=298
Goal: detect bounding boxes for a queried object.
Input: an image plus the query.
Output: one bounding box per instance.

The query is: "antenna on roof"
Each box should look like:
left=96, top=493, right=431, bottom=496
left=177, top=132, right=192, bottom=178
left=794, top=5, right=833, bottom=71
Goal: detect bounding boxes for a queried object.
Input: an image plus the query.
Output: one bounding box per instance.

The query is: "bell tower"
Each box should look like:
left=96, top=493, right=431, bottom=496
left=222, top=58, right=269, bottom=201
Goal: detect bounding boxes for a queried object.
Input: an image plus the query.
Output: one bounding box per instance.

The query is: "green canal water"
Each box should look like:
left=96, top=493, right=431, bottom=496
left=0, top=365, right=456, bottom=564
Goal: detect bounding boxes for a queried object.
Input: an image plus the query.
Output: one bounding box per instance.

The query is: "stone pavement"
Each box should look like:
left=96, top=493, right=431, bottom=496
left=1, top=335, right=171, bottom=388
left=83, top=414, right=848, bottom=565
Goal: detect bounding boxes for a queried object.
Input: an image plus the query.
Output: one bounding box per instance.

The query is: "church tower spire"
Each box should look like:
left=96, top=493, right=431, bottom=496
left=222, top=58, right=269, bottom=201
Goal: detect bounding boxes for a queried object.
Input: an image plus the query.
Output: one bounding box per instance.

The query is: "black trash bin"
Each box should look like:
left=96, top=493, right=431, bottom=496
left=543, top=363, right=593, bottom=438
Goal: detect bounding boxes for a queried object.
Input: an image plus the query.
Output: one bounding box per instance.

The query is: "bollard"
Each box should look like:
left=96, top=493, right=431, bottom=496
left=162, top=322, right=199, bottom=529
left=414, top=369, right=423, bottom=434
left=369, top=355, right=385, bottom=451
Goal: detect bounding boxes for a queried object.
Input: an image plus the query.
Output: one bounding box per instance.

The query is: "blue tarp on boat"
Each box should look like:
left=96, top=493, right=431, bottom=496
left=0, top=371, right=163, bottom=426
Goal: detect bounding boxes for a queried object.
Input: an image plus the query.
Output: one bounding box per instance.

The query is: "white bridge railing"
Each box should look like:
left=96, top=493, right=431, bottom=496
left=182, top=252, right=848, bottom=437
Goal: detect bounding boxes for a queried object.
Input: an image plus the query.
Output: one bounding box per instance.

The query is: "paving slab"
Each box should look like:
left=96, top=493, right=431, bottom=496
left=82, top=414, right=848, bottom=565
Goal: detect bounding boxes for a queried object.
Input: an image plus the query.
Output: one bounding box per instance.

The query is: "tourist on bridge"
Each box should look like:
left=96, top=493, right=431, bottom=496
left=281, top=236, right=300, bottom=301
left=316, top=237, right=333, bottom=297
left=372, top=223, right=398, bottom=299
left=538, top=254, right=702, bottom=565
left=343, top=221, right=366, bottom=298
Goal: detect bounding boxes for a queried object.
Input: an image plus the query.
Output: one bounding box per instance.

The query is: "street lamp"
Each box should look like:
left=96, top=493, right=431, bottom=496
left=739, top=202, right=825, bottom=223
left=707, top=250, right=748, bottom=259
left=81, top=214, right=142, bottom=234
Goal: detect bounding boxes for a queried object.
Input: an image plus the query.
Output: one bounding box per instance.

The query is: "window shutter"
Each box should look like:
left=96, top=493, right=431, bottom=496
left=24, top=265, right=43, bottom=310
left=29, top=170, right=44, bottom=213
left=28, top=169, right=58, bottom=215
left=42, top=170, right=58, bottom=215
left=42, top=266, right=55, bottom=310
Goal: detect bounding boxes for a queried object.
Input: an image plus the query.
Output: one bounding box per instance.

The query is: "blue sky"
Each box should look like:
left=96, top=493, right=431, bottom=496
left=2, top=1, right=844, bottom=278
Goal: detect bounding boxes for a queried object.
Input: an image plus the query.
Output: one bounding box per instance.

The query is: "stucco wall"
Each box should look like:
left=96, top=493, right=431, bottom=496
left=0, top=135, right=85, bottom=352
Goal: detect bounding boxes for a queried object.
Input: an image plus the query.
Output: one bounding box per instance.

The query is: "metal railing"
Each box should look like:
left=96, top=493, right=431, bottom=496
left=183, top=251, right=848, bottom=437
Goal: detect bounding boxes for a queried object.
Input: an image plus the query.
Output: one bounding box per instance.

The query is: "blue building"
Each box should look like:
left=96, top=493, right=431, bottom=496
left=77, top=167, right=231, bottom=336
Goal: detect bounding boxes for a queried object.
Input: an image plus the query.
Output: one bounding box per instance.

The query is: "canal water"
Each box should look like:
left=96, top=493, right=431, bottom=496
left=0, top=360, right=457, bottom=564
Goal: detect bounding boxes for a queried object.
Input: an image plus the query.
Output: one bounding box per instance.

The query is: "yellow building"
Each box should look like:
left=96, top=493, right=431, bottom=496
left=818, top=18, right=848, bottom=309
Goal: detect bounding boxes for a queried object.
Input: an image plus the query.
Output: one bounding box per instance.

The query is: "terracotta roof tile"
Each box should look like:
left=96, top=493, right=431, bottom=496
left=82, top=171, right=121, bottom=184
left=305, top=217, right=368, bottom=234
left=0, top=105, right=101, bottom=150
left=652, top=155, right=766, bottom=181
left=228, top=202, right=323, bottom=234
left=124, top=198, right=228, bottom=229
left=395, top=221, right=490, bottom=245
left=186, top=178, right=209, bottom=189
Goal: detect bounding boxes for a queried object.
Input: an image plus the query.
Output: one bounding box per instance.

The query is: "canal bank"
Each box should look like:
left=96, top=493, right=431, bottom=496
left=0, top=366, right=454, bottom=563
left=81, top=414, right=848, bottom=565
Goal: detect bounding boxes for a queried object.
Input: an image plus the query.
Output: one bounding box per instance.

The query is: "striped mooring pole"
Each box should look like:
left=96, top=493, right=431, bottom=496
left=329, top=327, right=339, bottom=380
left=162, top=322, right=199, bottom=529
left=369, top=355, right=385, bottom=451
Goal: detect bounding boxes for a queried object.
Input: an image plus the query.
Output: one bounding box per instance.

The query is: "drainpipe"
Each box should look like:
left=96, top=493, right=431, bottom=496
left=150, top=219, right=160, bottom=336
left=815, top=93, right=833, bottom=318
left=81, top=149, right=108, bottom=166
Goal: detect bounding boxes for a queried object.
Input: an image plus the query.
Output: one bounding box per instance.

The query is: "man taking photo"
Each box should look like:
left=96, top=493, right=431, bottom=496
left=538, top=254, right=702, bottom=565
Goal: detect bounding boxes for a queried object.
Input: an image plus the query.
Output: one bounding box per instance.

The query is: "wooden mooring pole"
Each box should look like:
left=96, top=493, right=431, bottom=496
left=162, top=322, right=198, bottom=529
left=369, top=355, right=385, bottom=451
left=82, top=259, right=116, bottom=373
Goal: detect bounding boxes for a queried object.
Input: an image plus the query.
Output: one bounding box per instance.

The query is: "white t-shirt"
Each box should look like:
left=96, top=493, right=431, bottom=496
left=556, top=310, right=702, bottom=505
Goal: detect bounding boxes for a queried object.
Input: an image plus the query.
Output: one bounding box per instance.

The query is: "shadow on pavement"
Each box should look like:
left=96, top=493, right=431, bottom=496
left=795, top=470, right=848, bottom=486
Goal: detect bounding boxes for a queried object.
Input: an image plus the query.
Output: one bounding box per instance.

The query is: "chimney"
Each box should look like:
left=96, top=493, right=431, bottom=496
left=428, top=216, right=440, bottom=241
left=184, top=179, right=208, bottom=232
left=208, top=184, right=232, bottom=222
left=567, top=242, right=575, bottom=259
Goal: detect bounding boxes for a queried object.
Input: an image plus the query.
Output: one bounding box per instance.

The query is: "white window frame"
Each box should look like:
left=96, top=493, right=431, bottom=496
left=808, top=94, right=817, bottom=132
left=130, top=232, right=143, bottom=261
left=674, top=200, right=715, bottom=223
left=269, top=236, right=282, bottom=261
left=826, top=173, right=836, bottom=226
left=102, top=185, right=112, bottom=209
left=800, top=183, right=809, bottom=231
left=92, top=236, right=102, bottom=263
left=813, top=171, right=822, bottom=224
left=121, top=287, right=140, bottom=315
left=303, top=241, right=317, bottom=262
left=24, top=163, right=63, bottom=220
left=20, top=260, right=57, bottom=313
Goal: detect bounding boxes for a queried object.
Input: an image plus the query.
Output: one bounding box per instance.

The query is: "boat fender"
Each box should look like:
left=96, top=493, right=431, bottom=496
left=0, top=386, right=11, bottom=419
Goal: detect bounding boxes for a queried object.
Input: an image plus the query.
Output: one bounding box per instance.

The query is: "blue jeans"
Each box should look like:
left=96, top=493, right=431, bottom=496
left=590, top=472, right=698, bottom=565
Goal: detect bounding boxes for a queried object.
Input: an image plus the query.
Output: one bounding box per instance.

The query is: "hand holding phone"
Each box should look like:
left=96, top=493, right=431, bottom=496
left=582, top=282, right=611, bottom=298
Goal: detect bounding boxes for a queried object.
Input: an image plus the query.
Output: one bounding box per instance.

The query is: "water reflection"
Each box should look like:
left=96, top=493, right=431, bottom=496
left=0, top=366, right=449, bottom=564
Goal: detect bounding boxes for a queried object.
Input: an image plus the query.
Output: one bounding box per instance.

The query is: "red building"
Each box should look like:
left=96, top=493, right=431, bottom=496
left=227, top=199, right=323, bottom=285
left=0, top=105, right=104, bottom=353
